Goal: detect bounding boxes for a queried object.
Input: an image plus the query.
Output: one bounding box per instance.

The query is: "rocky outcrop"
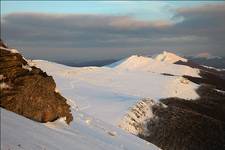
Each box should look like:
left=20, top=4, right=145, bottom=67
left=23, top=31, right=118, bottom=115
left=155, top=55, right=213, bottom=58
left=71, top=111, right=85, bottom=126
left=118, top=99, right=166, bottom=136
left=118, top=99, right=156, bottom=135
left=0, top=39, right=73, bottom=124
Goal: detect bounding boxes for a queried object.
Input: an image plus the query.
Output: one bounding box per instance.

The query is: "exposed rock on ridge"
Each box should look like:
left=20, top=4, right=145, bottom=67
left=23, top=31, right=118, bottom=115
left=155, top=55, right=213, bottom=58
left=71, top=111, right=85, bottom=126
left=118, top=99, right=156, bottom=135
left=0, top=39, right=73, bottom=124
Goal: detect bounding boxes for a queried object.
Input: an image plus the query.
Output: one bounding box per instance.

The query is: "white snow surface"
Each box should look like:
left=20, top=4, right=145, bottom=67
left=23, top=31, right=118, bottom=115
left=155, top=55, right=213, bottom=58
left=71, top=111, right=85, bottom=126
left=0, top=74, right=5, bottom=80
left=154, top=51, right=187, bottom=63
left=109, top=55, right=199, bottom=77
left=0, top=46, right=19, bottom=53
left=22, top=64, right=32, bottom=71
left=1, top=53, right=200, bottom=150
left=32, top=54, right=199, bottom=125
left=0, top=82, right=11, bottom=90
left=202, top=65, right=225, bottom=71
left=1, top=108, right=160, bottom=150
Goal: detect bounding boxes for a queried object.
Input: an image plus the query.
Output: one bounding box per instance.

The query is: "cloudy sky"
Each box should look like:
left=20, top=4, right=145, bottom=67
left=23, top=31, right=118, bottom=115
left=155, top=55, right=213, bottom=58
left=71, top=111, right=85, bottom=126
left=1, top=1, right=225, bottom=63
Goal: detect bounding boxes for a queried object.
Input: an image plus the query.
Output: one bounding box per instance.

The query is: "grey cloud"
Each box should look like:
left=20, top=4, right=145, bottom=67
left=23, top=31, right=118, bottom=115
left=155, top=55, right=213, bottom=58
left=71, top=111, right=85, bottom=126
left=1, top=3, right=225, bottom=62
left=174, top=4, right=225, bottom=36
left=170, top=4, right=225, bottom=55
left=2, top=13, right=172, bottom=52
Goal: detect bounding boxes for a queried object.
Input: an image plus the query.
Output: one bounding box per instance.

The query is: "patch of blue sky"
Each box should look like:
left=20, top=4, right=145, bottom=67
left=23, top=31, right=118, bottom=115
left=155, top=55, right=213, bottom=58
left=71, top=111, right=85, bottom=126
left=1, top=1, right=223, bottom=22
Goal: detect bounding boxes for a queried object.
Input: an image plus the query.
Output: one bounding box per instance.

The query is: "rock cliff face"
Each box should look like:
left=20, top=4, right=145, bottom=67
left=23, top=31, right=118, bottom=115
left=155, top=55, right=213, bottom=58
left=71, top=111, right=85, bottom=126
left=0, top=39, right=73, bottom=124
left=118, top=99, right=166, bottom=136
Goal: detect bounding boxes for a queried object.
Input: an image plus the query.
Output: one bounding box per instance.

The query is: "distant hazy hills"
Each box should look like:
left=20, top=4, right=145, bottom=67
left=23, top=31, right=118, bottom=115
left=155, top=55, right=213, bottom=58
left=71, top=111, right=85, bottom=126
left=56, top=53, right=225, bottom=69
left=188, top=56, right=225, bottom=69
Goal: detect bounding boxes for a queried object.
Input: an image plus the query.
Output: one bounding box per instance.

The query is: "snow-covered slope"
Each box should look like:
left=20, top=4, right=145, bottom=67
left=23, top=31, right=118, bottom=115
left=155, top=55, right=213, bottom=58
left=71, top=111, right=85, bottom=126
left=31, top=52, right=200, bottom=125
left=1, top=108, right=159, bottom=150
left=108, top=51, right=187, bottom=68
left=2, top=47, right=224, bottom=150
left=109, top=54, right=199, bottom=77
left=1, top=45, right=161, bottom=150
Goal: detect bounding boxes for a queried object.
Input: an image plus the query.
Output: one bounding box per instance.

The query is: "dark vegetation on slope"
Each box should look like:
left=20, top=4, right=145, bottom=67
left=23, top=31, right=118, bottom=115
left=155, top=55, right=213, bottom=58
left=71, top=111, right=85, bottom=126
left=138, top=62, right=225, bottom=150
left=0, top=39, right=73, bottom=124
left=176, top=60, right=225, bottom=91
left=160, top=73, right=175, bottom=76
left=187, top=56, right=225, bottom=70
left=161, top=86, right=225, bottom=122
left=176, top=60, right=225, bottom=79
left=183, top=70, right=225, bottom=91
left=139, top=85, right=225, bottom=150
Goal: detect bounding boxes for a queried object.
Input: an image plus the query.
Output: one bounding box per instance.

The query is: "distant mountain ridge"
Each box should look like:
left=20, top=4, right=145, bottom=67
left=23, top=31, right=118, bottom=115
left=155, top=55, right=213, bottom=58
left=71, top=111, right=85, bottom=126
left=56, top=59, right=119, bottom=67
left=188, top=56, right=225, bottom=69
left=58, top=51, right=225, bottom=70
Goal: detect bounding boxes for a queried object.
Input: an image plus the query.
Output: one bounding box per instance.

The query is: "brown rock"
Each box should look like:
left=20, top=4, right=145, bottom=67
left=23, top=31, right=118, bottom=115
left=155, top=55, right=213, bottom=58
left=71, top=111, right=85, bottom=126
left=0, top=40, right=73, bottom=124
left=0, top=38, right=7, bottom=48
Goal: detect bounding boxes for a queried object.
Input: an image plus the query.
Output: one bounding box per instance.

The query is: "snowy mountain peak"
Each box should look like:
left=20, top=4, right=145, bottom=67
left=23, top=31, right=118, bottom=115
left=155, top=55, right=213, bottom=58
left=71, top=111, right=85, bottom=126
left=107, top=55, right=151, bottom=68
left=154, top=51, right=187, bottom=63
left=121, top=55, right=151, bottom=66
left=110, top=55, right=153, bottom=69
left=108, top=51, right=188, bottom=70
left=105, top=53, right=199, bottom=78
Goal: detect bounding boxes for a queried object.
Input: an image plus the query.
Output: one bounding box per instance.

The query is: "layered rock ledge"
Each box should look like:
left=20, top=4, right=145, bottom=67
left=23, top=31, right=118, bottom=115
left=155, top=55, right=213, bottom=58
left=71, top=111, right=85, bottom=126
left=0, top=39, right=73, bottom=124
